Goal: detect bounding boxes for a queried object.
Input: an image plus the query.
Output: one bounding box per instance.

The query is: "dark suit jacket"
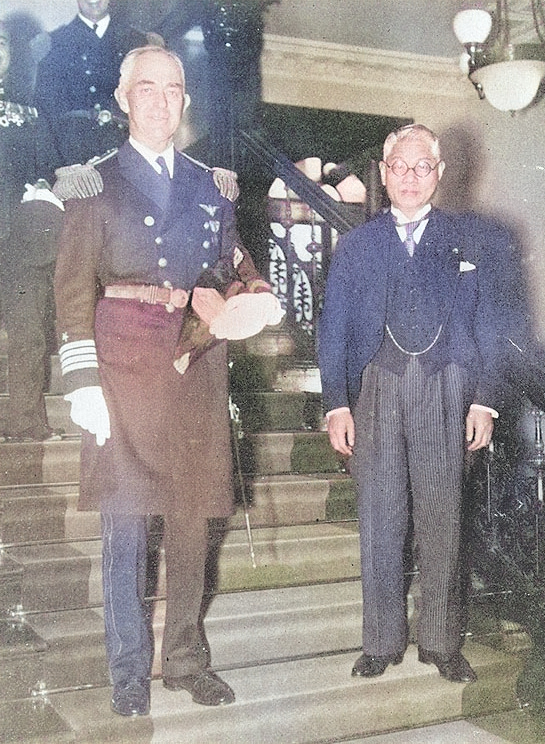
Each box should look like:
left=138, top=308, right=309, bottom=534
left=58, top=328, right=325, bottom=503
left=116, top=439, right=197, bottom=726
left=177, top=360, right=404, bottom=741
left=318, top=208, right=531, bottom=413
left=55, top=143, right=262, bottom=517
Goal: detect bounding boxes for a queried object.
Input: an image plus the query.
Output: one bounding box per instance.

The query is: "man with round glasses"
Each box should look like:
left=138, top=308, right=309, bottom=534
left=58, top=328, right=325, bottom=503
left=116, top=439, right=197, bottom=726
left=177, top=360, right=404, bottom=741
left=319, top=123, right=530, bottom=685
left=385, top=159, right=441, bottom=178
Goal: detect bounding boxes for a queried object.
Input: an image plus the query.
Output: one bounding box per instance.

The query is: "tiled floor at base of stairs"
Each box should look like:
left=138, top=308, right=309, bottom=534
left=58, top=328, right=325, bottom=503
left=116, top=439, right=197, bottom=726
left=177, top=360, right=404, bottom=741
left=354, top=709, right=545, bottom=744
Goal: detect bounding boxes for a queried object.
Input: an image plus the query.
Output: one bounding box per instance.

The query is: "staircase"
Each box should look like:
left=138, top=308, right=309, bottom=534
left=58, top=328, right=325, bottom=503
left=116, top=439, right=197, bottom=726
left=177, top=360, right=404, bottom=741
left=0, top=329, right=526, bottom=744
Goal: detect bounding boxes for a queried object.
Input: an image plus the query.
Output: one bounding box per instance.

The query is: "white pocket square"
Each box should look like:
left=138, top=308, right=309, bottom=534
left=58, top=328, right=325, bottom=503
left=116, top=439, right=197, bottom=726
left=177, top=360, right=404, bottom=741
left=459, top=260, right=476, bottom=272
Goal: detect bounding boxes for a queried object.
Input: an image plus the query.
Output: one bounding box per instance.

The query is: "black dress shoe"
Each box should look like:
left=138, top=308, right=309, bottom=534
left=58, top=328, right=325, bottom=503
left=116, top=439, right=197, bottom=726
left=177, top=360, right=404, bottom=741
left=163, top=669, right=235, bottom=706
left=418, top=648, right=477, bottom=683
left=351, top=651, right=404, bottom=678
left=111, top=679, right=150, bottom=716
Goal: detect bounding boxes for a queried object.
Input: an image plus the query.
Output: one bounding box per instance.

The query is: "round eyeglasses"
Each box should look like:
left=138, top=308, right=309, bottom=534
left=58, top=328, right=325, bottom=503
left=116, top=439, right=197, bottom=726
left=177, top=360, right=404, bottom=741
left=385, top=159, right=441, bottom=178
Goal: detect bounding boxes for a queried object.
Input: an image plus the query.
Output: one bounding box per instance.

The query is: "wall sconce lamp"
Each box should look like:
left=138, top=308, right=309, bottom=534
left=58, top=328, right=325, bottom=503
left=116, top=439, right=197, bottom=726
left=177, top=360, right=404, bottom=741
left=453, top=1, right=545, bottom=112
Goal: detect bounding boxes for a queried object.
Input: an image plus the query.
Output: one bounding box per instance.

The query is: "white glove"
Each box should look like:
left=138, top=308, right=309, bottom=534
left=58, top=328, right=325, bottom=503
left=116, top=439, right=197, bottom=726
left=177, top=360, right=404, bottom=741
left=65, top=386, right=111, bottom=446
left=209, top=292, right=285, bottom=340
left=22, top=181, right=64, bottom=210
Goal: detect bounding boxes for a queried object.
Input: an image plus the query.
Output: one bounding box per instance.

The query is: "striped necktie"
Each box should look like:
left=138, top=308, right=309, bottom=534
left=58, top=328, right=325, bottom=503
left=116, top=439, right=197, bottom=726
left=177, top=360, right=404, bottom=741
left=394, top=215, right=428, bottom=257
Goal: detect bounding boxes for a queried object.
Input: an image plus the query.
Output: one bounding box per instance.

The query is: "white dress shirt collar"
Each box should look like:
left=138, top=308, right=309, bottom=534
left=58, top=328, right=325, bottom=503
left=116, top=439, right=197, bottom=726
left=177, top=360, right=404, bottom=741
left=391, top=204, right=432, bottom=246
left=390, top=204, right=432, bottom=225
left=129, top=136, right=175, bottom=178
left=78, top=14, right=110, bottom=38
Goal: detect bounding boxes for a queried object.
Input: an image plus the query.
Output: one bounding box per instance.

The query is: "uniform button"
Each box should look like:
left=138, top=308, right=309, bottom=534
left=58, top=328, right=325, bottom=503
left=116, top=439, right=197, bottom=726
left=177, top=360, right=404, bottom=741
left=202, top=262, right=209, bottom=269
left=155, top=236, right=163, bottom=245
left=85, top=69, right=91, bottom=75
left=203, top=240, right=210, bottom=249
left=163, top=280, right=173, bottom=289
left=158, top=257, right=168, bottom=268
left=89, top=85, right=96, bottom=93
left=82, top=54, right=87, bottom=61
left=144, top=216, right=155, bottom=226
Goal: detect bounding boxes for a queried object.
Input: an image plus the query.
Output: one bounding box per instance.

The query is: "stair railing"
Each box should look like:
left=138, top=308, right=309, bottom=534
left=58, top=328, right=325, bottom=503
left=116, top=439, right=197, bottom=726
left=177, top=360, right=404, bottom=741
left=239, top=130, right=370, bottom=347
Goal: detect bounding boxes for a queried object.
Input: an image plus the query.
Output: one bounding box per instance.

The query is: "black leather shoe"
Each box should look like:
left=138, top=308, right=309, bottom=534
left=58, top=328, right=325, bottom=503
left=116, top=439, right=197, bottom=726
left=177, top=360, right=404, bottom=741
left=351, top=651, right=404, bottom=678
left=418, top=648, right=477, bottom=683
left=163, top=669, right=235, bottom=706
left=111, top=679, right=150, bottom=716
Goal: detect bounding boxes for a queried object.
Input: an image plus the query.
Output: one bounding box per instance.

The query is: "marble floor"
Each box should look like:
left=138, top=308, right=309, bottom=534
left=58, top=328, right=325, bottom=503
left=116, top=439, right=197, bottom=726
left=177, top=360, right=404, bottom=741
left=352, top=710, right=545, bottom=744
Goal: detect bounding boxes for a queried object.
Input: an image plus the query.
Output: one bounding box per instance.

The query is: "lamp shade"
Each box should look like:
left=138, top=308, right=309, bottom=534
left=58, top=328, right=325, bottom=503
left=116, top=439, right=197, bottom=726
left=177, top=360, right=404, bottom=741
left=471, top=59, right=545, bottom=111
left=453, top=9, right=492, bottom=44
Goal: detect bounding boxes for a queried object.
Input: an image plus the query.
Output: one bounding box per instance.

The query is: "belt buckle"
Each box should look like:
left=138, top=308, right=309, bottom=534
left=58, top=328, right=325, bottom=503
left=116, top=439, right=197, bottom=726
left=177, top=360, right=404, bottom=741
left=165, top=287, right=186, bottom=313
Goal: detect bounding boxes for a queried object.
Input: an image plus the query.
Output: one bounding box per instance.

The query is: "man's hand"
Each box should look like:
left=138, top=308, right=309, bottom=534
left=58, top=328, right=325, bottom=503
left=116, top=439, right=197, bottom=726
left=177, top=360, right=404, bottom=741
left=65, top=386, right=111, bottom=446
left=466, top=407, right=494, bottom=451
left=208, top=292, right=285, bottom=340
left=326, top=409, right=355, bottom=457
left=191, top=287, right=226, bottom=325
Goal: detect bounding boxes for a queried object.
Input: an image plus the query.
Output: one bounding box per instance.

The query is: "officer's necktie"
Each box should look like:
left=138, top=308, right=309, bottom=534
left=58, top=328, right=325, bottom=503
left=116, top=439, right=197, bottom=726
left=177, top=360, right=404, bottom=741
left=155, top=156, right=171, bottom=208
left=156, top=156, right=171, bottom=182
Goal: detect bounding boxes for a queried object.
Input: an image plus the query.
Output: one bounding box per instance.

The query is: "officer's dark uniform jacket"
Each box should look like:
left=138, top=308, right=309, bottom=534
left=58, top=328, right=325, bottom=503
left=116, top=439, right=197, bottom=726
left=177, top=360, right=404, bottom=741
left=54, top=142, right=267, bottom=518
left=0, top=84, right=65, bottom=439
left=33, top=14, right=146, bottom=175
left=0, top=91, right=39, bottom=243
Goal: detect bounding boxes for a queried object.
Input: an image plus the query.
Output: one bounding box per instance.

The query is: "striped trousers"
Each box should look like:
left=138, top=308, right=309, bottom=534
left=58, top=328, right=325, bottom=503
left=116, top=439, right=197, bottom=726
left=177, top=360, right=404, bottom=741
left=351, top=358, right=469, bottom=657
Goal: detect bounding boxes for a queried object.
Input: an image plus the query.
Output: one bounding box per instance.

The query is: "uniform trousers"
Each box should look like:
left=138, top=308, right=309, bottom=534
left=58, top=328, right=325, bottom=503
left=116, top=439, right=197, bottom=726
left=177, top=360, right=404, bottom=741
left=101, top=511, right=209, bottom=686
left=351, top=358, right=469, bottom=658
left=1, top=263, right=56, bottom=439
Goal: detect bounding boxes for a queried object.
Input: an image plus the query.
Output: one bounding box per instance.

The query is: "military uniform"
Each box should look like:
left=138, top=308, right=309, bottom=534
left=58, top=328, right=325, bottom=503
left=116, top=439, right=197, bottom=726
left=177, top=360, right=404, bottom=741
left=33, top=14, right=146, bottom=176
left=0, top=91, right=63, bottom=440
left=54, top=141, right=268, bottom=687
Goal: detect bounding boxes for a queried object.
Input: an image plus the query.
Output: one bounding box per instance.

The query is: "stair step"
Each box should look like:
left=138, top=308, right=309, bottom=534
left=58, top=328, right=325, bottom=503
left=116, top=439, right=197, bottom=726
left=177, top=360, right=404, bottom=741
left=0, top=355, right=63, bottom=398
left=0, top=429, right=342, bottom=487
left=0, top=438, right=81, bottom=486
left=0, top=474, right=355, bottom=546
left=2, top=521, right=361, bottom=614
left=0, top=641, right=522, bottom=744
left=0, top=390, right=327, bottom=438
left=0, top=555, right=23, bottom=614
left=0, top=572, right=523, bottom=706
left=239, top=431, right=344, bottom=475
left=217, top=521, right=361, bottom=592
left=1, top=581, right=363, bottom=701
left=0, top=393, right=78, bottom=435
left=234, top=390, right=325, bottom=432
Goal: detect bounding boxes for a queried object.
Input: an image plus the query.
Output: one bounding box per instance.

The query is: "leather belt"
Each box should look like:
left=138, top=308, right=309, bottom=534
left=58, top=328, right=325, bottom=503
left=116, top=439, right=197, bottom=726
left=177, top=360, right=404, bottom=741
left=104, top=284, right=189, bottom=312
left=62, top=108, right=128, bottom=127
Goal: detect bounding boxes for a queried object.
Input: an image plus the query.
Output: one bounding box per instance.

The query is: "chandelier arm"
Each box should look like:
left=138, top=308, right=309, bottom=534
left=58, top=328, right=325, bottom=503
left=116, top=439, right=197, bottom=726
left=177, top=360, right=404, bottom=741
left=497, top=0, right=510, bottom=50
left=531, top=0, right=545, bottom=45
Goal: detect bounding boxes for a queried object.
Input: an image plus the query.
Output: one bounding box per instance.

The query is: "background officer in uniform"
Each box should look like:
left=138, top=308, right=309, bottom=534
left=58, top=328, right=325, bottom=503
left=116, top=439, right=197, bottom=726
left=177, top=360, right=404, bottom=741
left=0, top=20, right=64, bottom=441
left=33, top=0, right=149, bottom=176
